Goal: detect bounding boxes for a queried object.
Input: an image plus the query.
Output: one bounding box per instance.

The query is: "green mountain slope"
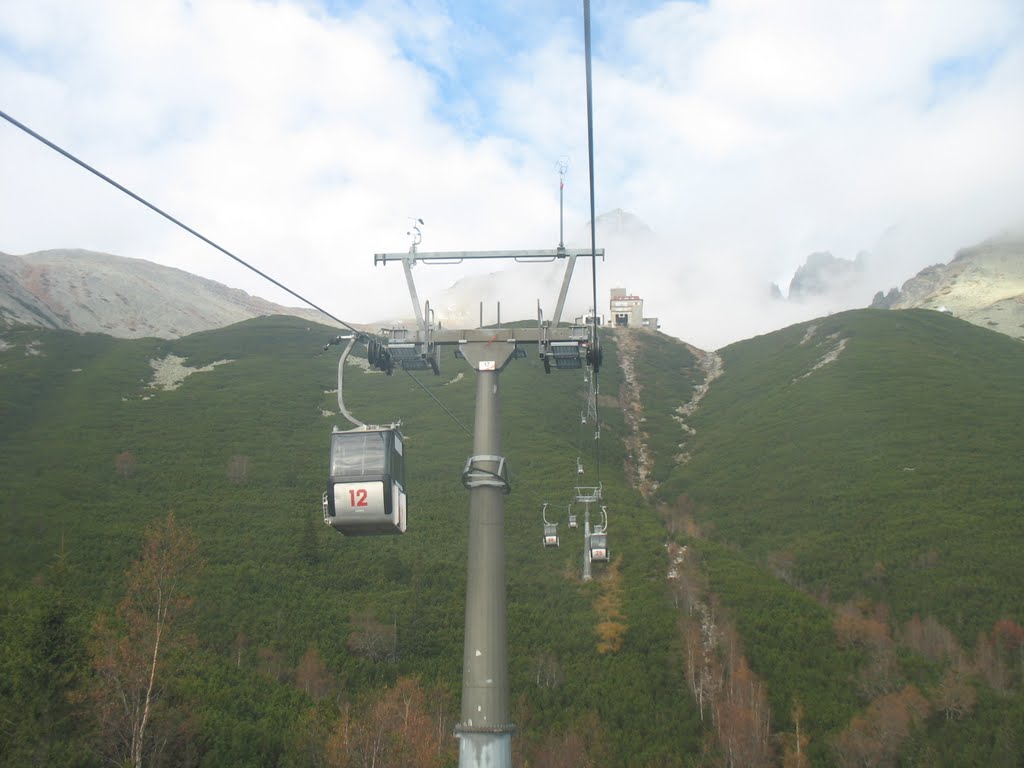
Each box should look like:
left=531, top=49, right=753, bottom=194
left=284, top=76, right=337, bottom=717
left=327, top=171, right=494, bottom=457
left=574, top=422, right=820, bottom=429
left=651, top=308, right=1024, bottom=766
left=0, top=316, right=701, bottom=766
left=660, top=308, right=1024, bottom=637
left=3, top=308, right=1022, bottom=766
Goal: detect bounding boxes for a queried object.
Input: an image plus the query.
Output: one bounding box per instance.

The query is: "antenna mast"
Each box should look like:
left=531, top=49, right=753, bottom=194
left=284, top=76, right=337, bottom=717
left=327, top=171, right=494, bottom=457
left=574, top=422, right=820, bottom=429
left=556, top=157, right=568, bottom=250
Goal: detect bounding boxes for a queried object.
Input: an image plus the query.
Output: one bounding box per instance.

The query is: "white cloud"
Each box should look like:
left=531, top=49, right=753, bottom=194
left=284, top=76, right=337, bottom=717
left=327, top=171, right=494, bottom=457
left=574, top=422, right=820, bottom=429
left=2, top=0, right=1022, bottom=350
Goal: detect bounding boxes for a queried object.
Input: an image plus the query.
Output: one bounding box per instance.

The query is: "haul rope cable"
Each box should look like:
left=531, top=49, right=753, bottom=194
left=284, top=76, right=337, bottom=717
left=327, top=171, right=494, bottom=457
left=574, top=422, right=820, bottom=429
left=401, top=368, right=472, bottom=437
left=0, top=109, right=359, bottom=336
left=574, top=371, right=589, bottom=480
left=583, top=0, right=603, bottom=486
left=1, top=107, right=473, bottom=436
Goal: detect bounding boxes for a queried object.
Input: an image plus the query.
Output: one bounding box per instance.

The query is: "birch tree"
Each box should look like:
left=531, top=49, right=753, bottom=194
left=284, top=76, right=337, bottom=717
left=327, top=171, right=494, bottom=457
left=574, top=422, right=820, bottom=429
left=88, top=512, right=201, bottom=768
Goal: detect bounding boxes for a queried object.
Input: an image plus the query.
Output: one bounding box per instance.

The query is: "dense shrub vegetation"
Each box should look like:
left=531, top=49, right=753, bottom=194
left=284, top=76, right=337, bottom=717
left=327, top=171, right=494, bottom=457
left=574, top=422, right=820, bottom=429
left=656, top=309, right=1024, bottom=766
left=660, top=309, right=1024, bottom=640
left=0, top=316, right=700, bottom=766
left=2, top=307, right=1022, bottom=766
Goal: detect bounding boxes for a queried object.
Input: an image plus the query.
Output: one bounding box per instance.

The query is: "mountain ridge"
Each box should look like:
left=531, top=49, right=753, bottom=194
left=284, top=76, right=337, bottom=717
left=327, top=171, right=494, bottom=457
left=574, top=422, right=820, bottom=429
left=0, top=248, right=327, bottom=339
left=871, top=234, right=1024, bottom=340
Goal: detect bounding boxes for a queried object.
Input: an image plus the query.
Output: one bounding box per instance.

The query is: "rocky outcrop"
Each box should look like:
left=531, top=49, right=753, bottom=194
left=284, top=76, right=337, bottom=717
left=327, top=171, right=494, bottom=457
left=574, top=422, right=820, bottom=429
left=879, top=235, right=1024, bottom=340
left=787, top=251, right=867, bottom=301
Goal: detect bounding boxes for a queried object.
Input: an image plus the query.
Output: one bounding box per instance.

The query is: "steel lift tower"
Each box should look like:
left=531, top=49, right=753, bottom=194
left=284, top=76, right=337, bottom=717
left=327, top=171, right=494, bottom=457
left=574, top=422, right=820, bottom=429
left=374, top=239, right=603, bottom=768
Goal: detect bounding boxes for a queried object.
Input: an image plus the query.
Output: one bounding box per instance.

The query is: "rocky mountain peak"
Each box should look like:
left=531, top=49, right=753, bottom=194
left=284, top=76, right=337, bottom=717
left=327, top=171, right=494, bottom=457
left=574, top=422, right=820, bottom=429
left=786, top=251, right=867, bottom=301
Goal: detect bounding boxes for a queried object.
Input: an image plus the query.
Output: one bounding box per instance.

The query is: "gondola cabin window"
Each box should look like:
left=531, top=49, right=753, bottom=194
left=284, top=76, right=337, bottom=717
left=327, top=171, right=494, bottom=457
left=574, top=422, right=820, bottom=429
left=331, top=430, right=387, bottom=478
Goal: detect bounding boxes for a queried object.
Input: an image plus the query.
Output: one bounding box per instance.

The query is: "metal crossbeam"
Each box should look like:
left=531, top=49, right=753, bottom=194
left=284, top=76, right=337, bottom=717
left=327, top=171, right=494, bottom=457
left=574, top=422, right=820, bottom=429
left=574, top=485, right=602, bottom=503
left=375, top=248, right=603, bottom=264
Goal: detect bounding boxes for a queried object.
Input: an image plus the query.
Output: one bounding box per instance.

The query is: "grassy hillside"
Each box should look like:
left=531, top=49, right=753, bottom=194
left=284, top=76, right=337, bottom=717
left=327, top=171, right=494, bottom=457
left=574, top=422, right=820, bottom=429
left=0, top=316, right=702, bottom=766
left=651, top=309, right=1024, bottom=766
left=660, top=308, right=1024, bottom=638
left=4, top=308, right=1022, bottom=766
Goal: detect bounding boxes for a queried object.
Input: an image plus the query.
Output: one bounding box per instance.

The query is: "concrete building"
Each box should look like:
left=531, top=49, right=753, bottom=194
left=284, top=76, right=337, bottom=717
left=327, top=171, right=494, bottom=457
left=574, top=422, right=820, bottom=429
left=609, top=288, right=659, bottom=329
left=610, top=288, right=643, bottom=327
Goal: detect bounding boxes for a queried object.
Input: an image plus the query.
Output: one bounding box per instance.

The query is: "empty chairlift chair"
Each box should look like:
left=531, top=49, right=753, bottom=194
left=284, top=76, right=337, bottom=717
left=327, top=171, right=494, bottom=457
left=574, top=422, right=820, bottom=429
left=323, top=425, right=407, bottom=535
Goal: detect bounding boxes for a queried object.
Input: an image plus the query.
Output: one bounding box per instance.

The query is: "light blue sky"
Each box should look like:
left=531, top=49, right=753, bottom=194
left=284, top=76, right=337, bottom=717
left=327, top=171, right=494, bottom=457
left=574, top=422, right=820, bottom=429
left=2, top=0, right=1022, bottom=348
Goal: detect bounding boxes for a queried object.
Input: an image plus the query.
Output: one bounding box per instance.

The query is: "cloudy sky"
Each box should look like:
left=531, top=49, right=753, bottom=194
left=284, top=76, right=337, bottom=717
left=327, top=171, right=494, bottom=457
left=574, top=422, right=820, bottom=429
left=2, top=0, right=1022, bottom=349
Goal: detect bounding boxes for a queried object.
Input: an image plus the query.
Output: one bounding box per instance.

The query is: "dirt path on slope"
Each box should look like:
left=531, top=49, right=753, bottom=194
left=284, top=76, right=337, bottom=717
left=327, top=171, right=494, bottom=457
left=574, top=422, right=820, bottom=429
left=672, top=345, right=723, bottom=465
left=614, top=330, right=723, bottom=498
left=615, top=330, right=654, bottom=497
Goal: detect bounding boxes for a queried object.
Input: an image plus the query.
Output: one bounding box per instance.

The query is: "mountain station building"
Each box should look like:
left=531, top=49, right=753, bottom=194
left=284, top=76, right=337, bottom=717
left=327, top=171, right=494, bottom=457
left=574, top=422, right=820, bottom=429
left=610, top=288, right=659, bottom=330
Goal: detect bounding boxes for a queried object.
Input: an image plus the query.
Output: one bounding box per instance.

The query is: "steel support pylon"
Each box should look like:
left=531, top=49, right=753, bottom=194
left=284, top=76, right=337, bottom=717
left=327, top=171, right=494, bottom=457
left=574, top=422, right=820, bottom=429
left=455, top=344, right=515, bottom=767
left=583, top=505, right=592, bottom=582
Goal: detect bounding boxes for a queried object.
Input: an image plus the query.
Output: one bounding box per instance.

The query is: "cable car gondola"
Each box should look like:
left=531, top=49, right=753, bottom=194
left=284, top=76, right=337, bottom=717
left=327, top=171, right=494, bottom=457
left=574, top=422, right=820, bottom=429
left=323, top=425, right=407, bottom=535
left=543, top=523, right=559, bottom=547
left=589, top=505, right=609, bottom=561
left=541, top=502, right=559, bottom=547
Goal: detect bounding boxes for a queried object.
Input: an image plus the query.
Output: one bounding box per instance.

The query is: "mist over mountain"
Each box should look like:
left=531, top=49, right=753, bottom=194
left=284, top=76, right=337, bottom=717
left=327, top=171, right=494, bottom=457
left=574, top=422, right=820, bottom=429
left=3, top=225, right=1022, bottom=350
left=769, top=233, right=1024, bottom=342
left=427, top=209, right=657, bottom=330
left=0, top=249, right=323, bottom=339
left=554, top=208, right=1024, bottom=349
left=773, top=251, right=869, bottom=302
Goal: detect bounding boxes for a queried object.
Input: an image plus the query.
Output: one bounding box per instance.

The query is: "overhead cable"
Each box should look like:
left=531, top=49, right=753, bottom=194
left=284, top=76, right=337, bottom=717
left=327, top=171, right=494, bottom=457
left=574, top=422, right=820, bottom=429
left=0, top=108, right=359, bottom=335
left=401, top=368, right=473, bottom=437
left=583, top=0, right=602, bottom=486
left=3, top=108, right=484, bottom=436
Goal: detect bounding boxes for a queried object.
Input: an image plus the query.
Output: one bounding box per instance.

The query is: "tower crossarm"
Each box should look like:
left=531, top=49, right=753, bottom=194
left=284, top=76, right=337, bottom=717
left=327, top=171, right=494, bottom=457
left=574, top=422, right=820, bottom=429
left=374, top=248, right=603, bottom=264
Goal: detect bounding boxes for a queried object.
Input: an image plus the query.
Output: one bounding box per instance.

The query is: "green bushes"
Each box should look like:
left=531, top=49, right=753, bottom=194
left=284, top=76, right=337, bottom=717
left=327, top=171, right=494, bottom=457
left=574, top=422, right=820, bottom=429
left=659, top=309, right=1024, bottom=641
left=0, top=316, right=699, bottom=765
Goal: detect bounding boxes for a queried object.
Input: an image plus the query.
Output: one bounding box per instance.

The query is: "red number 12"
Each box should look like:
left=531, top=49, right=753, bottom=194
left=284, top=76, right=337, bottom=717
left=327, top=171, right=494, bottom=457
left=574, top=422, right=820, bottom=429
left=348, top=488, right=368, bottom=507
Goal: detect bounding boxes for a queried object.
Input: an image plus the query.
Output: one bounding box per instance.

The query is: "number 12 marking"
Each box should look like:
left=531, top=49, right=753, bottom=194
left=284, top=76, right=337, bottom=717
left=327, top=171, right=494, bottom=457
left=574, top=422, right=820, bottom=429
left=348, top=488, right=369, bottom=507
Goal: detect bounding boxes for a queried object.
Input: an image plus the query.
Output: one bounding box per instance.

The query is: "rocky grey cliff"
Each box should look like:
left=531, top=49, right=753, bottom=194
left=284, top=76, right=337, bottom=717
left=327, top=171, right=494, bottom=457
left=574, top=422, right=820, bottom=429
left=787, top=251, right=867, bottom=301
left=0, top=249, right=322, bottom=339
left=872, top=235, right=1024, bottom=340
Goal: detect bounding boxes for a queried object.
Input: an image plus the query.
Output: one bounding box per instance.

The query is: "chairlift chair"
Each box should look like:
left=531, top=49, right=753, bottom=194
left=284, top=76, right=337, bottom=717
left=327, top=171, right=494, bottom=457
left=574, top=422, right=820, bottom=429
left=323, top=425, right=407, bottom=535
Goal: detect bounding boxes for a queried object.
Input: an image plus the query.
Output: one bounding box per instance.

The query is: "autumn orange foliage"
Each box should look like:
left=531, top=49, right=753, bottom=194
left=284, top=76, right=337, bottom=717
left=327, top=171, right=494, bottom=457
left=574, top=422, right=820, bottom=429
left=593, top=556, right=627, bottom=653
left=324, top=676, right=455, bottom=768
left=832, top=686, right=929, bottom=768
